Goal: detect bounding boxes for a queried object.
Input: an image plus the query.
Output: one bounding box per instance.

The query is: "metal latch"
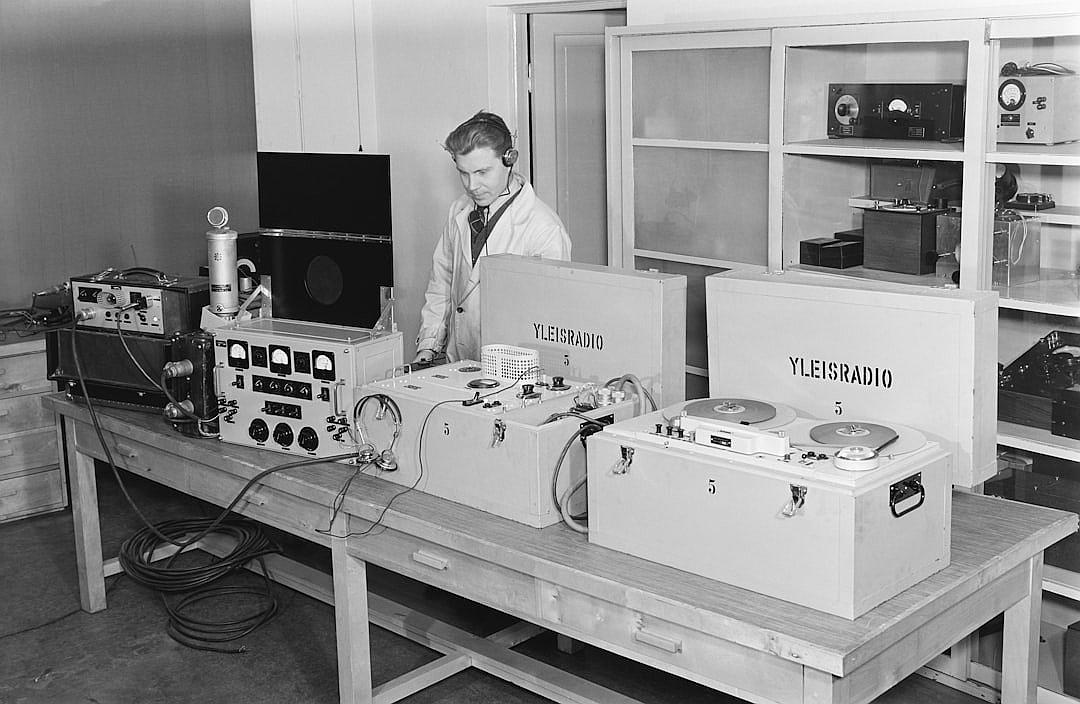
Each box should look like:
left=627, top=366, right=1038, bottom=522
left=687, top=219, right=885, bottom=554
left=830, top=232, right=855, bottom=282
left=781, top=484, right=807, bottom=517
left=491, top=418, right=506, bottom=447
left=613, top=446, right=634, bottom=474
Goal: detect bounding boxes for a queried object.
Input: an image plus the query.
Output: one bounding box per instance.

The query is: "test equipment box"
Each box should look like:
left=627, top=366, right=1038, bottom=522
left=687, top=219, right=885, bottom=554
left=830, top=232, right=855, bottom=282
left=214, top=318, right=402, bottom=458
left=997, top=74, right=1080, bottom=145
left=359, top=361, right=637, bottom=527
left=479, top=255, right=687, bottom=407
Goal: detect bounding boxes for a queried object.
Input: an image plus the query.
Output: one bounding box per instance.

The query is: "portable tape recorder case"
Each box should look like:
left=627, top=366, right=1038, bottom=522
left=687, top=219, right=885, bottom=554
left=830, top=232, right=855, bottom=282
left=586, top=269, right=999, bottom=619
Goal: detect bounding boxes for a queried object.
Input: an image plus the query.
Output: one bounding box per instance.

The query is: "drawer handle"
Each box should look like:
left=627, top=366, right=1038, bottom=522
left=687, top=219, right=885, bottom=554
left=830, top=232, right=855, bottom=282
left=0, top=444, right=13, bottom=458
left=0, top=409, right=9, bottom=418
left=633, top=627, right=682, bottom=654
left=243, top=492, right=269, bottom=507
left=0, top=488, right=18, bottom=499
left=18, top=381, right=53, bottom=393
left=411, top=549, right=449, bottom=571
left=115, top=444, right=139, bottom=459
left=0, top=367, right=6, bottom=377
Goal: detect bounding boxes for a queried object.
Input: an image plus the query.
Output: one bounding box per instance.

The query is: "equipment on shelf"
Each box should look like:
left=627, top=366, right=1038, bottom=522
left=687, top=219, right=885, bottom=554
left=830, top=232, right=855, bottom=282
left=999, top=330, right=1080, bottom=441
left=827, top=83, right=965, bottom=141
left=862, top=205, right=946, bottom=275
left=799, top=231, right=863, bottom=269
left=214, top=317, right=403, bottom=458
left=935, top=209, right=1041, bottom=290
left=357, top=359, right=638, bottom=528
left=997, top=69, right=1080, bottom=145
left=587, top=398, right=949, bottom=619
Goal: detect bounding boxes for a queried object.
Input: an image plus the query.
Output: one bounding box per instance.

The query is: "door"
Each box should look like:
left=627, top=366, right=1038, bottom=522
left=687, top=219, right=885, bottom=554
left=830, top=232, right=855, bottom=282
left=529, top=10, right=626, bottom=266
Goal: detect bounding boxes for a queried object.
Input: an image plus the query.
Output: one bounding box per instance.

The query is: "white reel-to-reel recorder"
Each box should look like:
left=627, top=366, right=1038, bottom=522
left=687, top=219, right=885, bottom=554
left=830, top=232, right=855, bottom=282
left=587, top=396, right=950, bottom=619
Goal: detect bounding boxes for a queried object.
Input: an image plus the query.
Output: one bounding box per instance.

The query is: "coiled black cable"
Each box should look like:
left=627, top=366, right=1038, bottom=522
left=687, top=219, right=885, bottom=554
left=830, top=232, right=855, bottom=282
left=119, top=517, right=281, bottom=653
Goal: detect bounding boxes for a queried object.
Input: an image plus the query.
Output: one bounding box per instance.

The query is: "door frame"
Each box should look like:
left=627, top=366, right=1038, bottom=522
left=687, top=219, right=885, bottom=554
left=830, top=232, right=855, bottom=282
left=485, top=0, right=627, bottom=184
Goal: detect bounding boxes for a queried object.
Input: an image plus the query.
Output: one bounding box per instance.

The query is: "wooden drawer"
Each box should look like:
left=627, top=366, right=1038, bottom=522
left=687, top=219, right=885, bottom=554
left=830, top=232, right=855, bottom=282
left=536, top=582, right=805, bottom=704
left=72, top=420, right=195, bottom=494
left=354, top=528, right=540, bottom=620
left=0, top=467, right=66, bottom=523
left=0, top=427, right=59, bottom=479
left=188, top=469, right=330, bottom=541
left=0, top=394, right=54, bottom=435
left=0, top=349, right=50, bottom=399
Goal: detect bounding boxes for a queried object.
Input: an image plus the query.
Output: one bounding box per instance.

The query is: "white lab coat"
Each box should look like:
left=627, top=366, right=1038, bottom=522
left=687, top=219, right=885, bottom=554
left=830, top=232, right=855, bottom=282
left=416, top=177, right=571, bottom=362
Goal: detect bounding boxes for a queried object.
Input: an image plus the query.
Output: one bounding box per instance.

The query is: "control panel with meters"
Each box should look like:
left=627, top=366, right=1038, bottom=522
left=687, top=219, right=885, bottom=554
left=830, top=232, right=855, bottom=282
left=70, top=268, right=209, bottom=337
left=214, top=317, right=402, bottom=458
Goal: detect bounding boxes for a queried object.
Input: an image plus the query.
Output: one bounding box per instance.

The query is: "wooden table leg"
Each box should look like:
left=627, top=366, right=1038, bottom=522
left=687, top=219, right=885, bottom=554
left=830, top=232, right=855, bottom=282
left=65, top=416, right=106, bottom=613
left=1001, top=552, right=1043, bottom=704
left=332, top=524, right=373, bottom=704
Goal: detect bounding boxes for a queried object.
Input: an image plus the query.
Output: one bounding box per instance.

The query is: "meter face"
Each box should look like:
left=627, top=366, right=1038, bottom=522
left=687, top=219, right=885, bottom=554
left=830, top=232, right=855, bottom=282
left=998, top=79, right=1025, bottom=111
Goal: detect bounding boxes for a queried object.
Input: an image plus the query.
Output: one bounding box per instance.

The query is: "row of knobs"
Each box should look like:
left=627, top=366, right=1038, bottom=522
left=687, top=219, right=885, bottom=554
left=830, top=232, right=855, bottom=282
left=248, top=418, right=319, bottom=451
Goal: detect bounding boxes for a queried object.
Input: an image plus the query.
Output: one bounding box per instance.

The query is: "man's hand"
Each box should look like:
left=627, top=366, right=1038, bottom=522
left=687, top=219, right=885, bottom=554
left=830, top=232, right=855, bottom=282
left=413, top=349, right=436, bottom=365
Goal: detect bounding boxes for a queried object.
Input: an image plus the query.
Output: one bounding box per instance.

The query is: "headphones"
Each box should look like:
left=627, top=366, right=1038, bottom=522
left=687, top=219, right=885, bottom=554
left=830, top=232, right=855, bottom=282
left=353, top=393, right=402, bottom=472
left=457, top=111, right=518, bottom=167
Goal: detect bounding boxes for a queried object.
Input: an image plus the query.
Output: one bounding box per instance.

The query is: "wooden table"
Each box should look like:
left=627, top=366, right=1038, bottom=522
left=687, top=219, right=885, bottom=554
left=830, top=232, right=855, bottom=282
left=46, top=394, right=1078, bottom=704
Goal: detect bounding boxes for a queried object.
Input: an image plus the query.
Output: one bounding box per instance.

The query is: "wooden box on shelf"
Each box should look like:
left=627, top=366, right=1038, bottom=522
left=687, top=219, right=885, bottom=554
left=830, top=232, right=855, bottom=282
left=0, top=338, right=65, bottom=522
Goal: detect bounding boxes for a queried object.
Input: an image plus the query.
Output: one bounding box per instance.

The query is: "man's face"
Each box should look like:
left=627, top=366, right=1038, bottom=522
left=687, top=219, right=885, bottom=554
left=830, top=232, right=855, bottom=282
left=454, top=147, right=509, bottom=208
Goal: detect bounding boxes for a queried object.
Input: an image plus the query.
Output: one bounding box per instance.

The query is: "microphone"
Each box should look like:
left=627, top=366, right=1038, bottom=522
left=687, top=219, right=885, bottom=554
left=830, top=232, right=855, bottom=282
left=206, top=206, right=239, bottom=318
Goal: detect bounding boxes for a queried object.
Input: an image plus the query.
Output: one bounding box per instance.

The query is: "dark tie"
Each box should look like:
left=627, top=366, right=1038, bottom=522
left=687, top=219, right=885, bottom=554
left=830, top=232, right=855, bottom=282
left=469, top=205, right=489, bottom=263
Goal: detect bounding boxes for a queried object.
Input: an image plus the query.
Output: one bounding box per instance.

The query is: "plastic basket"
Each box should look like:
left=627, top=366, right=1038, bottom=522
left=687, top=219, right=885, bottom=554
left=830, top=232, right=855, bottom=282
left=481, top=344, right=540, bottom=383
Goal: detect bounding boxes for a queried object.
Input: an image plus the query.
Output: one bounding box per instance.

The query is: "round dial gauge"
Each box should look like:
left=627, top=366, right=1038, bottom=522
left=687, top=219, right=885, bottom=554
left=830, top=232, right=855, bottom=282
left=270, top=348, right=290, bottom=366
left=314, top=353, right=333, bottom=371
left=998, top=79, right=1025, bottom=111
left=887, top=97, right=909, bottom=114
left=229, top=343, right=247, bottom=359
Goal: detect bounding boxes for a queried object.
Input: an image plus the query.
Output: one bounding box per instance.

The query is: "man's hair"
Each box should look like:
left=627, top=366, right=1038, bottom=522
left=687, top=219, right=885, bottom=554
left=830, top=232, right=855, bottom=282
left=444, top=111, right=513, bottom=158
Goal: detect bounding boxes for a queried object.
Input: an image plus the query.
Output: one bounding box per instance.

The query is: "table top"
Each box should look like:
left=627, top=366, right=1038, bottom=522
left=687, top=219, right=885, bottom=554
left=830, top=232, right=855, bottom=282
left=46, top=393, right=1079, bottom=678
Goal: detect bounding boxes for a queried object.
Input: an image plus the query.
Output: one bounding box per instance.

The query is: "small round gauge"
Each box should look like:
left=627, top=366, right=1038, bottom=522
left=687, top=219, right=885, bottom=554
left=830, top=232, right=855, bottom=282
left=313, top=353, right=333, bottom=372
left=887, top=97, right=909, bottom=114
left=998, top=78, right=1026, bottom=111
left=229, top=343, right=248, bottom=360
left=270, top=348, right=290, bottom=366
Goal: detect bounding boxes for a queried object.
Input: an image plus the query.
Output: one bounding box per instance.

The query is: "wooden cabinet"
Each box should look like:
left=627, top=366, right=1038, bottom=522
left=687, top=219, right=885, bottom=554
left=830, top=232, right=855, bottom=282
left=249, top=0, right=375, bottom=153
left=0, top=338, right=65, bottom=523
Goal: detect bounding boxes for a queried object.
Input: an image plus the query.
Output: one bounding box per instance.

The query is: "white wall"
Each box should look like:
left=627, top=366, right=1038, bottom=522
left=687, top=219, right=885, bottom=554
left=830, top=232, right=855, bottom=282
left=367, top=0, right=515, bottom=358
left=627, top=0, right=1078, bottom=26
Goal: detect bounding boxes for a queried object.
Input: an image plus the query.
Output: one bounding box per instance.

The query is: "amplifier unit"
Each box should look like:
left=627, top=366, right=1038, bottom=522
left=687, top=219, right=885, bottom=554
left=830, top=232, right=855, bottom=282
left=997, top=74, right=1080, bottom=145
left=214, top=318, right=402, bottom=458
left=71, top=268, right=208, bottom=337
left=828, top=83, right=965, bottom=141
left=48, top=328, right=186, bottom=412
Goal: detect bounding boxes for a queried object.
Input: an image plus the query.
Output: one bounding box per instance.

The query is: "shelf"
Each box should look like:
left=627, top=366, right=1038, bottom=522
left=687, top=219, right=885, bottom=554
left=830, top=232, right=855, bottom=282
left=1044, top=565, right=1080, bottom=603
left=1025, top=205, right=1080, bottom=227
left=998, top=420, right=1080, bottom=463
left=783, top=138, right=965, bottom=161
left=998, top=273, right=1080, bottom=317
left=632, top=138, right=768, bottom=152
left=787, top=262, right=954, bottom=288
left=988, top=142, right=1080, bottom=168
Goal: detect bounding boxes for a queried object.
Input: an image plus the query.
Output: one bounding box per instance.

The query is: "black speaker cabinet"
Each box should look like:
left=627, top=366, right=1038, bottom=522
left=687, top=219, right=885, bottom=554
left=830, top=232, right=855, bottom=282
left=261, top=231, right=393, bottom=328
left=863, top=208, right=944, bottom=275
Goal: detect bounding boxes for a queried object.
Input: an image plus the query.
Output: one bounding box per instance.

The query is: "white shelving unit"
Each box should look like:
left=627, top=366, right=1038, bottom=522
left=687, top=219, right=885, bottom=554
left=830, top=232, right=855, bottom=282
left=607, top=10, right=1080, bottom=702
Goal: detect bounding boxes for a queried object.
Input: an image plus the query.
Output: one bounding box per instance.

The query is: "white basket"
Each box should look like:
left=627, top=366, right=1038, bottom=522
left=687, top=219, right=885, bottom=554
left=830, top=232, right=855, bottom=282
left=481, top=344, right=540, bottom=383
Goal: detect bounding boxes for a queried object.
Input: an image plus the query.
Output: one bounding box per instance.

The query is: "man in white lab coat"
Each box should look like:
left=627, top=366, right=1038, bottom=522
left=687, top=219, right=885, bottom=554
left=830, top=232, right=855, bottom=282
left=413, top=111, right=571, bottom=363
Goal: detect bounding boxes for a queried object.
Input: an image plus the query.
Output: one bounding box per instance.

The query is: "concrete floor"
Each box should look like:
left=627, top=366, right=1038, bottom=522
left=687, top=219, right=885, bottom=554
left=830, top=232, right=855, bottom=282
left=0, top=463, right=988, bottom=704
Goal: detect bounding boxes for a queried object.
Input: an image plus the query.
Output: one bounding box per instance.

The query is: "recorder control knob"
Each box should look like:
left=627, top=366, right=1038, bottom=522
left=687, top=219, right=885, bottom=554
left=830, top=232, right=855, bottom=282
left=297, top=426, right=319, bottom=452
left=273, top=422, right=294, bottom=447
left=248, top=418, right=269, bottom=443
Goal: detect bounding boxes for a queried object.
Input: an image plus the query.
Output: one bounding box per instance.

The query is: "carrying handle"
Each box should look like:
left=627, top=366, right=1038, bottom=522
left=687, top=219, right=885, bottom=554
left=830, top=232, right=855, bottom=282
left=117, top=267, right=176, bottom=285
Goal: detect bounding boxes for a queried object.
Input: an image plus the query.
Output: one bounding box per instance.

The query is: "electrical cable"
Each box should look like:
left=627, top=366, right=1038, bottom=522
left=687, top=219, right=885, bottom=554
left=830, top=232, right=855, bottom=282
left=0, top=575, right=123, bottom=641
